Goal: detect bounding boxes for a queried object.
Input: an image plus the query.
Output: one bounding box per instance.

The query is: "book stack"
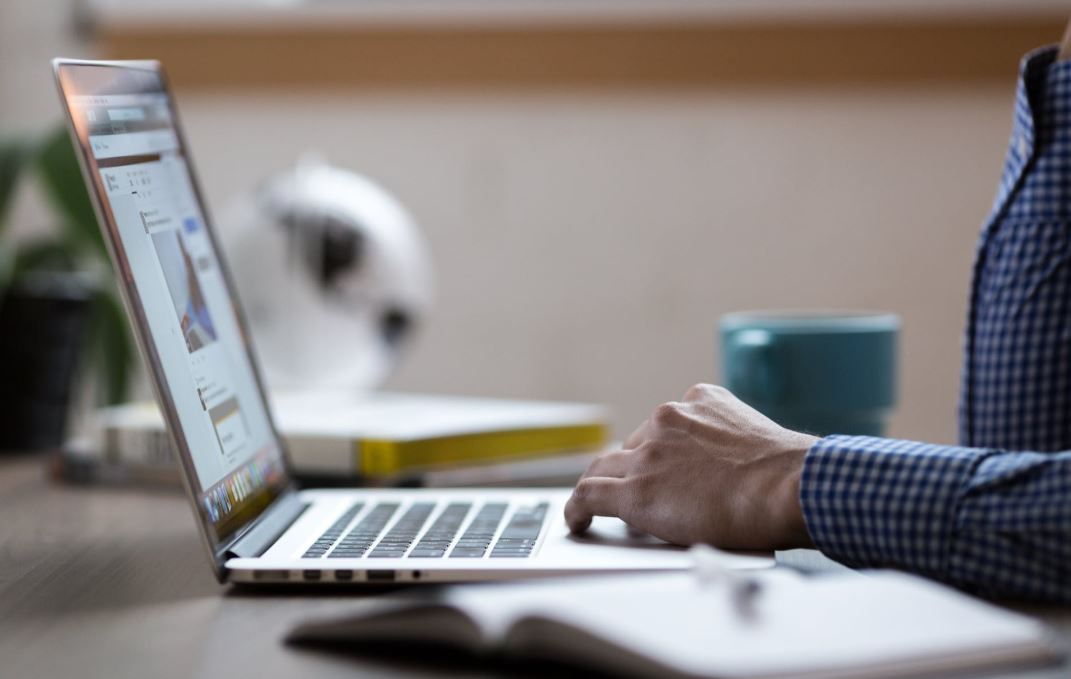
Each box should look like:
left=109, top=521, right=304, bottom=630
left=60, top=390, right=610, bottom=488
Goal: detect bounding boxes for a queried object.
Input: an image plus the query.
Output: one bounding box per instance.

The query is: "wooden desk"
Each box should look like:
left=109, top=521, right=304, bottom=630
left=2, top=454, right=1069, bottom=679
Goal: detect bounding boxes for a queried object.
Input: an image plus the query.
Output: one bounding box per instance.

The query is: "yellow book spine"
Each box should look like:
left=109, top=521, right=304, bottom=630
left=356, top=424, right=607, bottom=476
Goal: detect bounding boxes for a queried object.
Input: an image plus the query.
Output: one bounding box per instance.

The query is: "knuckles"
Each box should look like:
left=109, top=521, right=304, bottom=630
left=635, top=443, right=664, bottom=465
left=572, top=477, right=597, bottom=502
left=684, top=383, right=728, bottom=401
left=654, top=385, right=735, bottom=430
left=653, top=401, right=686, bottom=426
left=684, top=383, right=713, bottom=400
left=580, top=456, right=603, bottom=480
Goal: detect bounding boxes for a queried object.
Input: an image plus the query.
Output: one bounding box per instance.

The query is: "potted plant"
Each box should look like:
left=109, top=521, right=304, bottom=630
left=0, top=128, right=134, bottom=452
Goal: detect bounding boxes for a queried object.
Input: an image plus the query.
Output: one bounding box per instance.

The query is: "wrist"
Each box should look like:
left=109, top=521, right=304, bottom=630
left=771, top=434, right=817, bottom=549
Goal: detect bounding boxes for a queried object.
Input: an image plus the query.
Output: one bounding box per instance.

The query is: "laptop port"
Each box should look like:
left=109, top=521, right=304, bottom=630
left=302, top=570, right=322, bottom=581
left=367, top=570, right=395, bottom=582
left=253, top=570, right=290, bottom=581
left=334, top=570, right=353, bottom=581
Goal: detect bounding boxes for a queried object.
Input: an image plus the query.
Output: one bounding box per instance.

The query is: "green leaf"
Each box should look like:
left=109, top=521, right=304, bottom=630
left=30, top=128, right=134, bottom=406
left=35, top=126, right=104, bottom=259
left=10, top=238, right=77, bottom=277
left=0, top=139, right=26, bottom=237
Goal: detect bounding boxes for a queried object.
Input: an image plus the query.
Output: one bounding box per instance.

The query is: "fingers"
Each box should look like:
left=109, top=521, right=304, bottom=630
left=581, top=450, right=632, bottom=479
left=564, top=477, right=628, bottom=534
left=623, top=419, right=650, bottom=449
left=626, top=524, right=649, bottom=538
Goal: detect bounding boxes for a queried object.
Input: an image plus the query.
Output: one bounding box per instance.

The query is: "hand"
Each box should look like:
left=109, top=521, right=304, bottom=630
left=565, top=384, right=817, bottom=551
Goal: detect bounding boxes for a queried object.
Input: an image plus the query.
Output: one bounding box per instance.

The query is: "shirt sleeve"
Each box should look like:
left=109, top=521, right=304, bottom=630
left=799, top=435, right=1071, bottom=603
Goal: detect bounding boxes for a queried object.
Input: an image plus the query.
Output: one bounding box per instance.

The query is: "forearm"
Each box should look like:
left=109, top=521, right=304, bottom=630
left=799, top=436, right=1071, bottom=602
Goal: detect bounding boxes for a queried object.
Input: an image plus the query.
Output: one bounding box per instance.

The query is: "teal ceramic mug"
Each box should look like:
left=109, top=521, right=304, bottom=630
left=720, top=310, right=899, bottom=437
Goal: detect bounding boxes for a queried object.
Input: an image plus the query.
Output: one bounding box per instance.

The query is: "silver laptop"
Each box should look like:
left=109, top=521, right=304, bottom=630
left=52, top=58, right=701, bottom=585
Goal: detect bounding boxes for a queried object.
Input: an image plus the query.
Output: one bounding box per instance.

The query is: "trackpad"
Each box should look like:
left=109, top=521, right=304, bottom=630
left=564, top=516, right=776, bottom=569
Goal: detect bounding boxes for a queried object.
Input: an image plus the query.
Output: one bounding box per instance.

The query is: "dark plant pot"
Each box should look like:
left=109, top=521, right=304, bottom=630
left=0, top=272, right=91, bottom=452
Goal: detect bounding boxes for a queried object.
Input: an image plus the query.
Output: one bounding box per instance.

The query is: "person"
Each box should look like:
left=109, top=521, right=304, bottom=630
left=565, top=46, right=1071, bottom=603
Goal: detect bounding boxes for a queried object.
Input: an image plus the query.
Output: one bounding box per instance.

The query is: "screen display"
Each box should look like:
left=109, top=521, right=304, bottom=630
left=56, top=63, right=289, bottom=544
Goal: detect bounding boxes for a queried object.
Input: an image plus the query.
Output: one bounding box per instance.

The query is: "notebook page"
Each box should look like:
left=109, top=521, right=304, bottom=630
left=446, top=571, right=1058, bottom=679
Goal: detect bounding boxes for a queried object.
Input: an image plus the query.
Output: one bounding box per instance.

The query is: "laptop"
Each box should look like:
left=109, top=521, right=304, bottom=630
left=52, top=58, right=727, bottom=585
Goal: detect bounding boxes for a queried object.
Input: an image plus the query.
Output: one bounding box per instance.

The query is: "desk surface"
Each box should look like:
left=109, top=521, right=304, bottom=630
left=2, top=454, right=1069, bottom=679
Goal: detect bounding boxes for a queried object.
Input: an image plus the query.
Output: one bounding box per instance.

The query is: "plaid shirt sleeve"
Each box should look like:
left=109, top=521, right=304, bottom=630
left=800, top=437, right=1071, bottom=603
left=799, top=47, right=1071, bottom=604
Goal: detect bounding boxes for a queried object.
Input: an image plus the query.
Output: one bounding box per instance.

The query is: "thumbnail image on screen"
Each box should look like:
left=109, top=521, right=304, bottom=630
left=152, top=228, right=218, bottom=353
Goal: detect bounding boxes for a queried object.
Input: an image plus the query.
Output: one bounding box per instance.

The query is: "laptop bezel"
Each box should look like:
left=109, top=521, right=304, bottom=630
left=52, top=58, right=300, bottom=581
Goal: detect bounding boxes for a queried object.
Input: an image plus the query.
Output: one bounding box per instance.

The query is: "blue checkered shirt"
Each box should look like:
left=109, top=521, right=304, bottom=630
left=799, top=46, right=1071, bottom=603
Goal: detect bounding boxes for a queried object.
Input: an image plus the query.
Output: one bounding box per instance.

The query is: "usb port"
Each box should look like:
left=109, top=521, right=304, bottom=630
left=334, top=570, right=353, bottom=581
left=302, top=570, right=322, bottom=581
left=367, top=570, right=395, bottom=582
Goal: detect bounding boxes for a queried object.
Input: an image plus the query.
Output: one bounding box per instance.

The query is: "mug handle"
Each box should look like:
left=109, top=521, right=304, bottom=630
left=730, top=329, right=782, bottom=406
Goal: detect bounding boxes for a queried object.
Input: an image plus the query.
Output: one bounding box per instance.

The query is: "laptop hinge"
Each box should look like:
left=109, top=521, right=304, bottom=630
left=224, top=491, right=309, bottom=559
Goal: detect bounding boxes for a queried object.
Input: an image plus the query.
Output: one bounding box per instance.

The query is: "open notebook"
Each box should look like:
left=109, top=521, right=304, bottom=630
left=288, top=569, right=1065, bottom=679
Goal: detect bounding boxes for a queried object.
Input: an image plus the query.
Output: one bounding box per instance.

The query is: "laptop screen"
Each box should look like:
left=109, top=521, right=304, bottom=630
left=55, top=61, right=290, bottom=547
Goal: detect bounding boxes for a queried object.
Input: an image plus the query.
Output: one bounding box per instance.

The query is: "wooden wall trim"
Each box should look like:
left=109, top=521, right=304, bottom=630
left=95, top=17, right=1067, bottom=90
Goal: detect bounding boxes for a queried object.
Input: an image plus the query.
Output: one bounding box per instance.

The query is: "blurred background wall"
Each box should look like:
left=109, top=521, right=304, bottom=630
left=4, top=0, right=1067, bottom=444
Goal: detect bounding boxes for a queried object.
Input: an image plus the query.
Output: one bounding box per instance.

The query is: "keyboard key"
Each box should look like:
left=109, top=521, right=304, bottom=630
left=408, top=502, right=472, bottom=560
left=487, top=502, right=548, bottom=559
left=326, top=502, right=399, bottom=558
left=447, top=502, right=507, bottom=558
left=302, top=502, right=364, bottom=558
left=367, top=502, right=434, bottom=558
left=449, top=549, right=488, bottom=558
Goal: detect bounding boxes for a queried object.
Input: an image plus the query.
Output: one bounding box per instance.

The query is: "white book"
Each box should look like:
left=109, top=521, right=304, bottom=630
left=288, top=570, right=1065, bottom=679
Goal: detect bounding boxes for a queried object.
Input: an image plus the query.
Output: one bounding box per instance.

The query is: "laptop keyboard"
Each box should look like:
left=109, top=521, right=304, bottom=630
left=325, top=502, right=399, bottom=559
left=302, top=500, right=548, bottom=560
left=368, top=502, right=436, bottom=558
left=491, top=502, right=548, bottom=558
left=301, top=502, right=364, bottom=558
left=448, top=502, right=507, bottom=558
left=409, top=502, right=472, bottom=558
